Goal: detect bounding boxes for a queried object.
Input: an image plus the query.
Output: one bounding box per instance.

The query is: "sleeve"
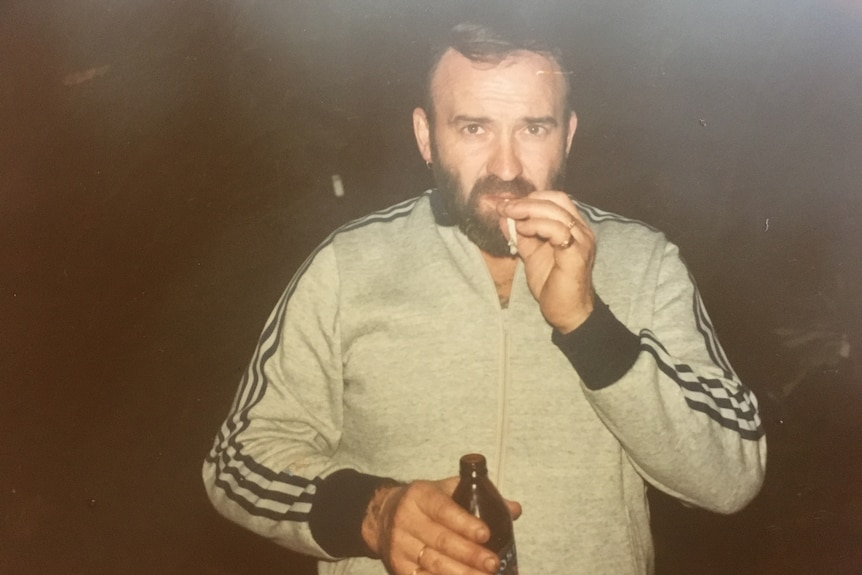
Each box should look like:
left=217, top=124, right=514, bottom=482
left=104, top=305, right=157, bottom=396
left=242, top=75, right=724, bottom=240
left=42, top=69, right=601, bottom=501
left=201, top=243, right=393, bottom=559
left=553, top=240, right=766, bottom=514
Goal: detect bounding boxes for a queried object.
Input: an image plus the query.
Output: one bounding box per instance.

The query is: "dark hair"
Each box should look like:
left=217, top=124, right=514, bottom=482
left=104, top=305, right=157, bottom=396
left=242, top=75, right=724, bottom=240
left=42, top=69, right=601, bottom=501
left=424, top=21, right=572, bottom=119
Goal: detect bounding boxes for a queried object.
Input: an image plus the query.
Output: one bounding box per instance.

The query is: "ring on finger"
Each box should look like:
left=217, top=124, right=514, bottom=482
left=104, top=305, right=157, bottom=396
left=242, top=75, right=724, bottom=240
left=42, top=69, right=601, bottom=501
left=567, top=217, right=577, bottom=229
left=558, top=234, right=574, bottom=249
left=416, top=545, right=428, bottom=565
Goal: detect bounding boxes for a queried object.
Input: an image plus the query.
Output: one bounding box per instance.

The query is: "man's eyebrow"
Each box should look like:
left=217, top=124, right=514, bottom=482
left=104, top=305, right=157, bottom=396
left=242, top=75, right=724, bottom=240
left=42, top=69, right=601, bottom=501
left=523, top=116, right=559, bottom=126
left=450, top=115, right=492, bottom=125
left=449, top=115, right=560, bottom=126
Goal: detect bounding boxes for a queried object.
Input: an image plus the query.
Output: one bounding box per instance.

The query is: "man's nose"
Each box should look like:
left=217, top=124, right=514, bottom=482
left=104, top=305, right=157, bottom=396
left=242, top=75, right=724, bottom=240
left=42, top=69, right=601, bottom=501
left=487, top=137, right=523, bottom=181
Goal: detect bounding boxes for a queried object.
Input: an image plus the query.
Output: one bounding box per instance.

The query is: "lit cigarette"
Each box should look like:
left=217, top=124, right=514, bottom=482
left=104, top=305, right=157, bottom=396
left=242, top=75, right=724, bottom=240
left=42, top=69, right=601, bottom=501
left=507, top=217, right=518, bottom=255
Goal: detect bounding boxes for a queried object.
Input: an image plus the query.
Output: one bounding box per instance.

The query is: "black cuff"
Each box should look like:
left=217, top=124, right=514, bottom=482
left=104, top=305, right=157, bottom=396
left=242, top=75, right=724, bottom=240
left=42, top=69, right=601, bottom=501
left=308, top=469, right=399, bottom=558
left=551, top=297, right=641, bottom=390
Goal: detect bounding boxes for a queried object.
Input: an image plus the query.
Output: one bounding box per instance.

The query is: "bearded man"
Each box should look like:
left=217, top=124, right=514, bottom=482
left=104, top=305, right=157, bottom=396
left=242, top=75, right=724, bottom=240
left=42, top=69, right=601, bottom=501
left=203, top=21, right=766, bottom=575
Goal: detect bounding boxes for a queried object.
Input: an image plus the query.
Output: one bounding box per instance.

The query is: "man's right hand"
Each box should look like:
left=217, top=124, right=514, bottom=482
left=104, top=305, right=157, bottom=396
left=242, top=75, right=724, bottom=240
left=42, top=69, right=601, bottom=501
left=361, top=477, right=521, bottom=575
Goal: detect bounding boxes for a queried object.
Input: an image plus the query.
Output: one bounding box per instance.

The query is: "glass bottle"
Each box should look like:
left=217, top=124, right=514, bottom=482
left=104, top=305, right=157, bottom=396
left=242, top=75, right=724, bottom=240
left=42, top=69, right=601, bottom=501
left=452, top=453, right=518, bottom=574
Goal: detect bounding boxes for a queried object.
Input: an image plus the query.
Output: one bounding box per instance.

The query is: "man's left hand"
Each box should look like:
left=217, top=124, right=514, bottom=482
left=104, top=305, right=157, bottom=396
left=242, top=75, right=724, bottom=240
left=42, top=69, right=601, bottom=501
left=498, top=191, right=596, bottom=333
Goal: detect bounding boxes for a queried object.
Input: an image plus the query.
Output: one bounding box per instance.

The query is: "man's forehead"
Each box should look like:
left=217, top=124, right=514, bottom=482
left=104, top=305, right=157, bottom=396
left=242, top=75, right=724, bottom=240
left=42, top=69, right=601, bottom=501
left=429, top=48, right=567, bottom=113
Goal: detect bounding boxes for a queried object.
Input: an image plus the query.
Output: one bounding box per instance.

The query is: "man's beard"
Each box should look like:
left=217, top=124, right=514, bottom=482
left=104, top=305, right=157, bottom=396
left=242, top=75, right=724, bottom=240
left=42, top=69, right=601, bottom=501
left=431, top=153, right=567, bottom=257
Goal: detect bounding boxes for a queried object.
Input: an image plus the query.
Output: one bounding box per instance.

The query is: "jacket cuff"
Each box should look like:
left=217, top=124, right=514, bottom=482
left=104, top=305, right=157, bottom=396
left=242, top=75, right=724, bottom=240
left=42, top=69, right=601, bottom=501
left=308, top=468, right=399, bottom=558
left=551, top=297, right=641, bottom=390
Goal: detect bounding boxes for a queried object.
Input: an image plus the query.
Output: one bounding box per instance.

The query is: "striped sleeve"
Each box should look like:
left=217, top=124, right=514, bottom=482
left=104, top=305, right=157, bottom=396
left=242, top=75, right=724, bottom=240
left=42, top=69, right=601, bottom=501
left=202, top=198, right=419, bottom=558
left=564, top=235, right=766, bottom=513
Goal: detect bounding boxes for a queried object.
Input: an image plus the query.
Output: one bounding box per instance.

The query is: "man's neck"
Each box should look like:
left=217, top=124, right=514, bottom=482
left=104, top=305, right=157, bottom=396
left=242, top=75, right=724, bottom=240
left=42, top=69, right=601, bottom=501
left=481, top=251, right=518, bottom=308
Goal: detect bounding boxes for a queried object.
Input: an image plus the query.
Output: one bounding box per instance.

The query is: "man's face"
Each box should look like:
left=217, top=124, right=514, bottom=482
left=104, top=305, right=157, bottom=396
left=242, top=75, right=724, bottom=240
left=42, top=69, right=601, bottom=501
left=415, top=48, right=577, bottom=257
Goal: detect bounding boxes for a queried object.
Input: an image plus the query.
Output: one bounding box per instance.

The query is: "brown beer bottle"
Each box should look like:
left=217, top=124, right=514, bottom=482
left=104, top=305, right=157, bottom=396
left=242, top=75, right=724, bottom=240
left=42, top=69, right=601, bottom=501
left=452, top=454, right=519, bottom=574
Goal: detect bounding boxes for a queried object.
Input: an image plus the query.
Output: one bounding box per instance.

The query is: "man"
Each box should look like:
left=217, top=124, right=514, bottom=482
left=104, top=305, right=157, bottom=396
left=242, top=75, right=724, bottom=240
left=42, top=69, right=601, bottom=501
left=203, top=22, right=766, bottom=575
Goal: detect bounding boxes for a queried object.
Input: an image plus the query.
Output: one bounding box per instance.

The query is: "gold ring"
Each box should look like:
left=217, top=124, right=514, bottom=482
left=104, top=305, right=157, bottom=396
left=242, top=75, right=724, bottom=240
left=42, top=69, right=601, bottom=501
left=568, top=218, right=577, bottom=229
left=416, top=545, right=428, bottom=564
left=558, top=235, right=574, bottom=249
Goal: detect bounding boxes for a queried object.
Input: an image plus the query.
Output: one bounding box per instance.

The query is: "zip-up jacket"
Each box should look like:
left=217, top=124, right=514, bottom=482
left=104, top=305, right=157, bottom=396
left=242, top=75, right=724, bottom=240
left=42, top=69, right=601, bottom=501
left=203, top=191, right=766, bottom=574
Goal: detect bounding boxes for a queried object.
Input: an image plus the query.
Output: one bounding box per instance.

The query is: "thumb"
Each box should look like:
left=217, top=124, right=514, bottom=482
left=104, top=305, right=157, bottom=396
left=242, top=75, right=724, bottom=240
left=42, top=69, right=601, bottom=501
left=505, top=499, right=522, bottom=521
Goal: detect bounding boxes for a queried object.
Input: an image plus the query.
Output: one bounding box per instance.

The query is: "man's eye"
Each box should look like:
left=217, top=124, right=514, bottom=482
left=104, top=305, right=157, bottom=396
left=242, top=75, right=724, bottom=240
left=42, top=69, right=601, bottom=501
left=463, top=124, right=484, bottom=135
left=526, top=124, right=547, bottom=136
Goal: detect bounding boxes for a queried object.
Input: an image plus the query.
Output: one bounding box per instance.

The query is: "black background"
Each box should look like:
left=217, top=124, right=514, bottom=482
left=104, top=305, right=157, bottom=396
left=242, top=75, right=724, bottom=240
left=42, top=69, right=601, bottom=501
left=2, top=1, right=861, bottom=573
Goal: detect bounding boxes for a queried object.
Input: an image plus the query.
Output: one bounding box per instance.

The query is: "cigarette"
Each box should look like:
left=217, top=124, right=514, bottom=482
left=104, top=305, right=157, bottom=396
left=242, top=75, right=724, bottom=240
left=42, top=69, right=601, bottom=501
left=507, top=217, right=518, bottom=255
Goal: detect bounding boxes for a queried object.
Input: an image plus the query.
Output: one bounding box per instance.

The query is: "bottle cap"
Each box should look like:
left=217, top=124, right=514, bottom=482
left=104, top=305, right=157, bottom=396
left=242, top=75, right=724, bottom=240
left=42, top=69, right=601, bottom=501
left=459, top=453, right=488, bottom=476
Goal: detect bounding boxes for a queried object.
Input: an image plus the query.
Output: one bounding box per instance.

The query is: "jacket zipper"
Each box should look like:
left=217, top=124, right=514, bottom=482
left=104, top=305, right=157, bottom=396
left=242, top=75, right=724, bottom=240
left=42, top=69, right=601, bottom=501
left=495, top=306, right=510, bottom=490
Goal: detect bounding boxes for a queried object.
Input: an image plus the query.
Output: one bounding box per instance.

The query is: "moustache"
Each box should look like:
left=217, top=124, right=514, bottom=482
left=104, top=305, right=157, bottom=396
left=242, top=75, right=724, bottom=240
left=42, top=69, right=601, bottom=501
left=471, top=175, right=536, bottom=199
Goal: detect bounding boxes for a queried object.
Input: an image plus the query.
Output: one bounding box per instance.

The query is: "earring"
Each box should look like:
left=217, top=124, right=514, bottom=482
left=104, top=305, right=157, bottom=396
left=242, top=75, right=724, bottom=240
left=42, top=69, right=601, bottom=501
left=426, top=161, right=433, bottom=171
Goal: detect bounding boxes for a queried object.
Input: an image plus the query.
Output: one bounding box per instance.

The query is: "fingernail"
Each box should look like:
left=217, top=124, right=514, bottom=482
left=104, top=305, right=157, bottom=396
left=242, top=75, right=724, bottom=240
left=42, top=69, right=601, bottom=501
left=484, top=557, right=498, bottom=572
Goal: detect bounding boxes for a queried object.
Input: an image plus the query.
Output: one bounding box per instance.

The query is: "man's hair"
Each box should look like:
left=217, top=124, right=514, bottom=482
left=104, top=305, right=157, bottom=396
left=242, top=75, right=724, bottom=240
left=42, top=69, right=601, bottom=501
left=424, top=21, right=572, bottom=120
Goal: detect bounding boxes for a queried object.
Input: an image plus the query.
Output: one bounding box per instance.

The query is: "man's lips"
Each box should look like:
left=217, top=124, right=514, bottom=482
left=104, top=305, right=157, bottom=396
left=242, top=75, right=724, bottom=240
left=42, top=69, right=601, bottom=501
left=480, top=193, right=519, bottom=205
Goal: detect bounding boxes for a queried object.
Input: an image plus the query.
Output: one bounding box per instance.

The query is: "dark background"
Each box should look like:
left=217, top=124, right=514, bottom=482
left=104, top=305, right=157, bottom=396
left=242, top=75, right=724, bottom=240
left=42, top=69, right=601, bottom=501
left=2, top=1, right=860, bottom=573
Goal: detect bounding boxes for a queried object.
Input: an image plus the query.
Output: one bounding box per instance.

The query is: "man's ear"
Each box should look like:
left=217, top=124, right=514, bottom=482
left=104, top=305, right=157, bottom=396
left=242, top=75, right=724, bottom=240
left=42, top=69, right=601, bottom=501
left=565, top=111, right=578, bottom=155
left=413, top=107, right=432, bottom=163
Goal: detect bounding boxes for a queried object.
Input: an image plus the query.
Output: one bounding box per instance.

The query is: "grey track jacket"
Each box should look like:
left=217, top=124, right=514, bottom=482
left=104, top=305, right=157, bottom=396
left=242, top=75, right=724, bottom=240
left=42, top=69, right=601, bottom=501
left=203, top=191, right=766, bottom=574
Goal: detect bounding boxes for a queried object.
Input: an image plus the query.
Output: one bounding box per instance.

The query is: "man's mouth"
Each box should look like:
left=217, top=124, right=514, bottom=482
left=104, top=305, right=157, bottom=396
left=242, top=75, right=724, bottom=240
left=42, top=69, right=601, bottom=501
left=482, top=192, right=518, bottom=202
left=478, top=193, right=517, bottom=211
